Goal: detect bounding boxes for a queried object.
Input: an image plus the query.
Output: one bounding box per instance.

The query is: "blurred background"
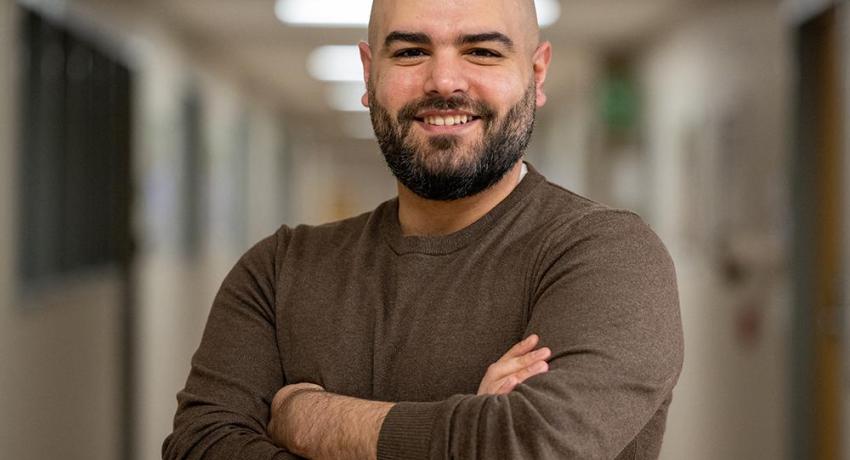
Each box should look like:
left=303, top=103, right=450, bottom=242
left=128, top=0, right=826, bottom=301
left=0, top=0, right=846, bottom=458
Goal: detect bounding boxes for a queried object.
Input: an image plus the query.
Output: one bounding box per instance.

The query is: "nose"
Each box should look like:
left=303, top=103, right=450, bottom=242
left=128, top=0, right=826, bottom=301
left=423, top=52, right=469, bottom=98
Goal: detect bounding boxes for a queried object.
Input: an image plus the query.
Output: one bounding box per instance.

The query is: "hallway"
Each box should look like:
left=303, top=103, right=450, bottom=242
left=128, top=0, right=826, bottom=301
left=0, top=0, right=846, bottom=458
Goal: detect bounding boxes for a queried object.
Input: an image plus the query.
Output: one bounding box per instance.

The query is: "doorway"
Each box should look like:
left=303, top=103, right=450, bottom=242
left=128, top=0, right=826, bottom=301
left=792, top=5, right=845, bottom=459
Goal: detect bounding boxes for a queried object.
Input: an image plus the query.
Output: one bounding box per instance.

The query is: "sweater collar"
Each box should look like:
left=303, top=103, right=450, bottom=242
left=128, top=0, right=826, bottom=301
left=380, top=162, right=545, bottom=256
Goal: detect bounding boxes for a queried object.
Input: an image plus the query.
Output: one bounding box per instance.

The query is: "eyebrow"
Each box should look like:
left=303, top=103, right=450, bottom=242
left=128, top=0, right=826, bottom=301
left=457, top=32, right=514, bottom=51
left=384, top=31, right=431, bottom=48
left=382, top=30, right=515, bottom=51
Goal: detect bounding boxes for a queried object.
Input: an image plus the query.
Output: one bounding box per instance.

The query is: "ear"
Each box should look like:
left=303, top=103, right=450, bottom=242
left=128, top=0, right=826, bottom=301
left=358, top=41, right=373, bottom=108
left=532, top=41, right=552, bottom=108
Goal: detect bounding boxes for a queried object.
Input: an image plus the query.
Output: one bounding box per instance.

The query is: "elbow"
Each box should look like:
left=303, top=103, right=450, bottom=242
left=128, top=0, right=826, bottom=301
left=161, top=431, right=187, bottom=460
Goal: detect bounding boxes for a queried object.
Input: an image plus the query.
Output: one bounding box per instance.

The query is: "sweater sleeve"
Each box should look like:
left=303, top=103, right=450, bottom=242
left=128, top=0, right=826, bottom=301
left=162, top=228, right=300, bottom=460
left=376, top=210, right=684, bottom=459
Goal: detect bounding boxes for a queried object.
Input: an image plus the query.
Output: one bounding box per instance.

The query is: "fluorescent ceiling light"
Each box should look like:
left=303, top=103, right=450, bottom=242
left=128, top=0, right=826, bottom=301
left=326, top=82, right=368, bottom=112
left=276, top=0, right=560, bottom=28
left=535, top=0, right=561, bottom=28
left=308, top=46, right=363, bottom=82
left=275, top=0, right=371, bottom=27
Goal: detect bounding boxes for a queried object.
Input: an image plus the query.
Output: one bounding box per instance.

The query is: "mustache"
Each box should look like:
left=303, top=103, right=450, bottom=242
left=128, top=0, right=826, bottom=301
left=397, top=94, right=496, bottom=122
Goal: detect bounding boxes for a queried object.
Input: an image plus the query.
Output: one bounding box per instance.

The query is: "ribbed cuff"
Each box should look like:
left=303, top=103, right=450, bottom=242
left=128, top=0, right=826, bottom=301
left=377, top=401, right=442, bottom=460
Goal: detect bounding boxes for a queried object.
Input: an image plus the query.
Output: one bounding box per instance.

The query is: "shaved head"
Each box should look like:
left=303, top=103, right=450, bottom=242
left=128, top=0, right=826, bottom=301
left=360, top=0, right=553, bottom=201
left=367, top=0, right=541, bottom=53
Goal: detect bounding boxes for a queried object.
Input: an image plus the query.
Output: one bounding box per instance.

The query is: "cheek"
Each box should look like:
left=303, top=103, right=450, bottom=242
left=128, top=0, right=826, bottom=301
left=468, top=73, right=526, bottom=114
left=482, top=77, right=521, bottom=98
left=375, top=72, right=423, bottom=109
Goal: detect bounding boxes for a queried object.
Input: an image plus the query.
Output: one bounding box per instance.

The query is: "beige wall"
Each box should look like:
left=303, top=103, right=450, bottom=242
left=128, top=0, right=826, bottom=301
left=836, top=4, right=850, bottom=458
left=639, top=3, right=791, bottom=459
left=530, top=48, right=601, bottom=198
left=0, top=2, right=122, bottom=459
left=133, top=32, right=211, bottom=460
left=130, top=29, right=312, bottom=458
left=840, top=6, right=850, bottom=458
left=0, top=0, right=15, bottom=451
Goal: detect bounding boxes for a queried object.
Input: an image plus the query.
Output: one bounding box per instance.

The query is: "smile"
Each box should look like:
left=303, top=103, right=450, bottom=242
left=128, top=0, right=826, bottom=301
left=420, top=114, right=477, bottom=126
left=413, top=111, right=482, bottom=132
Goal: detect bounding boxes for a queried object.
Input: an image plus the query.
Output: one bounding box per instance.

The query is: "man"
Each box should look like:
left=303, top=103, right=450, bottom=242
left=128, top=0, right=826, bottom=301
left=163, top=0, right=683, bottom=458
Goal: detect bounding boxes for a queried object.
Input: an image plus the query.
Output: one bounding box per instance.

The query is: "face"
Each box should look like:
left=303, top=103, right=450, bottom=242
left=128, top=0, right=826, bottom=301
left=361, top=0, right=552, bottom=201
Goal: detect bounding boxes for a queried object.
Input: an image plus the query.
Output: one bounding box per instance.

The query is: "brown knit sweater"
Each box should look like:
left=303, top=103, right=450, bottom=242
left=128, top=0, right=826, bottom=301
left=163, top=164, right=683, bottom=460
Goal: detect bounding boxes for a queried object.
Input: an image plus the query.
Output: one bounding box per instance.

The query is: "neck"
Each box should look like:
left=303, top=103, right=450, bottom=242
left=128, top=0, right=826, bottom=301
left=397, top=161, right=524, bottom=236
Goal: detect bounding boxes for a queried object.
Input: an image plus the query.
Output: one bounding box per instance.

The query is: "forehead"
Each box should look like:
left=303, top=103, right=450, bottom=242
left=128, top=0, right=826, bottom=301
left=374, top=0, right=521, bottom=42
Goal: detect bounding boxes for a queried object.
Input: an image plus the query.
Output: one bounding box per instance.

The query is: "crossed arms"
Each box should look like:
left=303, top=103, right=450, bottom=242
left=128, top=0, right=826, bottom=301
left=163, top=211, right=684, bottom=459
left=266, top=335, right=551, bottom=459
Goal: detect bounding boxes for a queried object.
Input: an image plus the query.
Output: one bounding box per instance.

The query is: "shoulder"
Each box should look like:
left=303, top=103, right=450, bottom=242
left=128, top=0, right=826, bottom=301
left=239, top=200, right=391, bottom=266
left=524, top=180, right=673, bottom=277
left=288, top=203, right=386, bottom=253
left=528, top=179, right=657, bottom=244
left=518, top=167, right=625, bottom=234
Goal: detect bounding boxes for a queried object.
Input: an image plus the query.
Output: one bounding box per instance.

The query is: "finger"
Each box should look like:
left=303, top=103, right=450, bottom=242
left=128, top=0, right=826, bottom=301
left=496, top=376, right=518, bottom=395
left=488, top=346, right=551, bottom=382
left=511, top=360, right=549, bottom=385
left=514, top=346, right=551, bottom=367
left=491, top=347, right=552, bottom=378
left=501, top=334, right=539, bottom=360
left=492, top=361, right=549, bottom=395
left=495, top=346, right=550, bottom=376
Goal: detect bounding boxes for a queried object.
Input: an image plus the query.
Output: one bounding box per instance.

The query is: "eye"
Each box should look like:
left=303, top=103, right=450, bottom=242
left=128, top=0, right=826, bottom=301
left=393, top=48, right=428, bottom=59
left=467, top=48, right=502, bottom=58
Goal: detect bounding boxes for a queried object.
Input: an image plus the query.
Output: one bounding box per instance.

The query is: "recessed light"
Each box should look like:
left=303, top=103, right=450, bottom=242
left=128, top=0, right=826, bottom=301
left=536, top=0, right=561, bottom=28
left=275, top=0, right=371, bottom=27
left=276, top=0, right=560, bottom=28
left=307, top=45, right=363, bottom=82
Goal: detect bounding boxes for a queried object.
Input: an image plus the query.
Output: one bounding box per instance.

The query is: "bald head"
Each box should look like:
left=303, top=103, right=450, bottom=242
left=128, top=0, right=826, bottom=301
left=367, top=0, right=541, bottom=53
left=359, top=0, right=553, bottom=113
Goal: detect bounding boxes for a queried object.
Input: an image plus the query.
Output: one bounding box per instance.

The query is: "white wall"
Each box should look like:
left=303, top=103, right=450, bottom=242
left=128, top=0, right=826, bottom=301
left=638, top=3, right=792, bottom=459
left=0, top=2, right=122, bottom=459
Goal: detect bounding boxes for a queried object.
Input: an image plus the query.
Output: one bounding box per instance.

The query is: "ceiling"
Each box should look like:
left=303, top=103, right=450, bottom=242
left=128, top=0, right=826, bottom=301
left=73, top=0, right=701, bottom=140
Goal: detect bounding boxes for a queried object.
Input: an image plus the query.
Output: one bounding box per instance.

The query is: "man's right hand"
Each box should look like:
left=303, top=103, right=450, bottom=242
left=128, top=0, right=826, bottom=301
left=477, top=334, right=551, bottom=395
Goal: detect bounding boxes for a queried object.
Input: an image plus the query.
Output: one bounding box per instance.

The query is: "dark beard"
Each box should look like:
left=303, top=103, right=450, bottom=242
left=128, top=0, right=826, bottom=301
left=369, top=80, right=537, bottom=201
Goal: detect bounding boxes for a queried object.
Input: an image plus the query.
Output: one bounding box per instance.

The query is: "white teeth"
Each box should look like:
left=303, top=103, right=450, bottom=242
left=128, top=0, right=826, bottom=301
left=424, top=115, right=472, bottom=126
